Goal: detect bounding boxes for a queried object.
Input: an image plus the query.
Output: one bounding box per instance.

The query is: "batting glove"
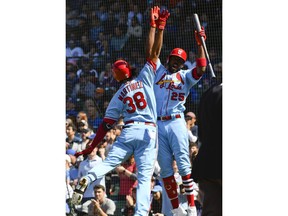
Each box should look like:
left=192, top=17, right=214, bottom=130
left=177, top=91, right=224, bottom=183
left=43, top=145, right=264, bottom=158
left=150, top=6, right=160, bottom=28
left=195, top=26, right=206, bottom=46
left=156, top=9, right=170, bottom=30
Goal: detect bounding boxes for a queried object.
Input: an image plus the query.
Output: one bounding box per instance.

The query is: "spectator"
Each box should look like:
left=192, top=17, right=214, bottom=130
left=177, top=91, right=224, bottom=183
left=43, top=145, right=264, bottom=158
left=192, top=83, right=222, bottom=216
left=66, top=124, right=82, bottom=152
left=66, top=154, right=73, bottom=185
left=66, top=59, right=79, bottom=97
left=109, top=24, right=129, bottom=58
left=78, top=146, right=106, bottom=204
left=183, top=50, right=196, bottom=70
left=121, top=186, right=137, bottom=216
left=127, top=15, right=143, bottom=39
left=189, top=142, right=199, bottom=166
left=66, top=39, right=84, bottom=58
left=98, top=62, right=120, bottom=91
left=185, top=111, right=198, bottom=138
left=185, top=114, right=198, bottom=143
left=77, top=57, right=99, bottom=85
left=66, top=149, right=80, bottom=190
left=66, top=117, right=74, bottom=127
left=66, top=97, right=78, bottom=119
left=115, top=155, right=138, bottom=201
left=93, top=32, right=111, bottom=70
left=80, top=184, right=116, bottom=216
left=99, top=62, right=112, bottom=85
left=71, top=72, right=96, bottom=103
left=86, top=101, right=103, bottom=132
left=149, top=185, right=163, bottom=216
left=66, top=154, right=75, bottom=215
left=75, top=111, right=89, bottom=133
left=102, top=10, right=118, bottom=38
left=89, top=15, right=104, bottom=43
left=93, top=87, right=105, bottom=115
left=114, top=117, right=124, bottom=137
left=126, top=16, right=143, bottom=52
left=96, top=139, right=107, bottom=161
left=79, top=128, right=94, bottom=156
left=127, top=3, right=143, bottom=27
left=103, top=128, right=117, bottom=156
left=96, top=3, right=109, bottom=22
left=79, top=34, right=94, bottom=57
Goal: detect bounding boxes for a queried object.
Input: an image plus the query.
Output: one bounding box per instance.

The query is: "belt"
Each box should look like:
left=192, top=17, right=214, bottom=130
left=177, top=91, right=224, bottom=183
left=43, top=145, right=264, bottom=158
left=124, top=120, right=156, bottom=127
left=157, top=114, right=181, bottom=121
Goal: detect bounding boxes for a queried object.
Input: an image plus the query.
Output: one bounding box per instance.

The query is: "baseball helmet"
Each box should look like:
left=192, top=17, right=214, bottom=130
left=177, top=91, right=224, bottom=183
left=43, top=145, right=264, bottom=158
left=112, top=60, right=131, bottom=82
left=168, top=48, right=187, bottom=62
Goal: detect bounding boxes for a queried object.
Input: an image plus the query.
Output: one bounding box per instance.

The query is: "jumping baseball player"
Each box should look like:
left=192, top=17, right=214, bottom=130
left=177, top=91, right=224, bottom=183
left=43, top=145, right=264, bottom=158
left=153, top=25, right=207, bottom=216
left=70, top=7, right=170, bottom=216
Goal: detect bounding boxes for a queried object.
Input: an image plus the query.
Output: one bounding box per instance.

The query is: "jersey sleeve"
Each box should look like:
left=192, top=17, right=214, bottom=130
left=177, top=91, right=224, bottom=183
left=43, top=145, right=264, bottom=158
left=104, top=92, right=123, bottom=121
left=138, top=58, right=160, bottom=87
left=183, top=67, right=202, bottom=88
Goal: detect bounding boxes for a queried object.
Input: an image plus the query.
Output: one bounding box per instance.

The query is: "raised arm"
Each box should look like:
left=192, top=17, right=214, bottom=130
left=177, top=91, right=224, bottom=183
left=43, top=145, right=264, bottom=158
left=195, top=27, right=207, bottom=76
left=145, top=6, right=159, bottom=60
left=146, top=7, right=170, bottom=64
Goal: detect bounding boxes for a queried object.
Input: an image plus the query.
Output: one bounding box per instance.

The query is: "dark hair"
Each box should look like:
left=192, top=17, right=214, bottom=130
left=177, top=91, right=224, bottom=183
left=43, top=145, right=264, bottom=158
left=67, top=124, right=76, bottom=131
left=94, top=184, right=105, bottom=192
left=189, top=142, right=198, bottom=148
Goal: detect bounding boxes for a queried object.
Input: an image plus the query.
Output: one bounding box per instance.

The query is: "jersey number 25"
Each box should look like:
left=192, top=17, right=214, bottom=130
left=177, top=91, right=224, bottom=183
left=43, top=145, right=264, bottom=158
left=171, top=92, right=185, bottom=101
left=123, top=92, right=147, bottom=113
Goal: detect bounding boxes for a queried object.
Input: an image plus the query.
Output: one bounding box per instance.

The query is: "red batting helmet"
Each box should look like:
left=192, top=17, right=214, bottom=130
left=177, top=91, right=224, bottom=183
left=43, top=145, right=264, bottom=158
left=112, top=60, right=132, bottom=82
left=168, top=48, right=187, bottom=62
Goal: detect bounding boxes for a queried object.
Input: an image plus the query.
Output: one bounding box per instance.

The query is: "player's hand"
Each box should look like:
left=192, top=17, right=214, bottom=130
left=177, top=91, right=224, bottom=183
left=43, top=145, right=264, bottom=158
left=150, top=6, right=160, bottom=28
left=195, top=26, right=206, bottom=46
left=156, top=9, right=170, bottom=30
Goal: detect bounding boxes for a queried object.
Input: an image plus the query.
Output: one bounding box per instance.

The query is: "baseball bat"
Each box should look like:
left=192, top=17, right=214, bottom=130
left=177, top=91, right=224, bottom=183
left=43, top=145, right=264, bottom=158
left=193, top=13, right=216, bottom=78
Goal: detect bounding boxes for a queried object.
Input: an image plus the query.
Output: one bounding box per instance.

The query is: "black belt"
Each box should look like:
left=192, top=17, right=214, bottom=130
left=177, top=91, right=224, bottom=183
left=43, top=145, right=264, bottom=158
left=157, top=114, right=181, bottom=121
left=124, top=120, right=156, bottom=127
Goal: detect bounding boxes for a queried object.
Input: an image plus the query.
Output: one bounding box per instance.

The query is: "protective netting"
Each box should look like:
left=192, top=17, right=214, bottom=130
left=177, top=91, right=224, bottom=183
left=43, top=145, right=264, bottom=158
left=66, top=0, right=222, bottom=119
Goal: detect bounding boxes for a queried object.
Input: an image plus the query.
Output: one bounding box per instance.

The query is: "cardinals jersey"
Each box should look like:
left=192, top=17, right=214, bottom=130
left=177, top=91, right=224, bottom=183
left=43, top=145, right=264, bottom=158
left=105, top=59, right=158, bottom=123
left=154, top=60, right=202, bottom=116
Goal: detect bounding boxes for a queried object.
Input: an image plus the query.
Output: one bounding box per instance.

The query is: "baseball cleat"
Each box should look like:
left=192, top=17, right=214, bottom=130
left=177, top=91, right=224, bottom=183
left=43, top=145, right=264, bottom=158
left=171, top=205, right=187, bottom=216
left=71, top=177, right=89, bottom=205
left=187, top=206, right=197, bottom=216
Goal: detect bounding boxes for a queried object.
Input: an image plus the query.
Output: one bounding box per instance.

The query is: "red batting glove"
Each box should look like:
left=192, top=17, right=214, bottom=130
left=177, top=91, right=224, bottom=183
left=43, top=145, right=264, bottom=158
left=156, top=9, right=170, bottom=30
left=150, top=6, right=160, bottom=28
left=195, top=26, right=207, bottom=46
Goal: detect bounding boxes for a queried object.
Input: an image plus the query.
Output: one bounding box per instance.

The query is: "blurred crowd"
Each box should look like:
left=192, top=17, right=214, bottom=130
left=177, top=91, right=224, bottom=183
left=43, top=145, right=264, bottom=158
left=66, top=0, right=222, bottom=215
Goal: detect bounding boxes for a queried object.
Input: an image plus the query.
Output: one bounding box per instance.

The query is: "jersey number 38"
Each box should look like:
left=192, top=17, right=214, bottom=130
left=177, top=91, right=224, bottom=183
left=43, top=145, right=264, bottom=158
left=123, top=92, right=147, bottom=113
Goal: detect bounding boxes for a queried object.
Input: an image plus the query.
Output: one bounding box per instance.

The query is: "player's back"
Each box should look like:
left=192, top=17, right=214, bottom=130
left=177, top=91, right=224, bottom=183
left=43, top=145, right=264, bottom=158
left=105, top=61, right=157, bottom=123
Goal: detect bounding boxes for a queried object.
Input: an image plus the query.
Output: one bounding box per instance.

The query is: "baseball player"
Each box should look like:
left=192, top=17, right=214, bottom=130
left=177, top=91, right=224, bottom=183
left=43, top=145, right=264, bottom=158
left=153, top=24, right=207, bottom=215
left=70, top=7, right=170, bottom=216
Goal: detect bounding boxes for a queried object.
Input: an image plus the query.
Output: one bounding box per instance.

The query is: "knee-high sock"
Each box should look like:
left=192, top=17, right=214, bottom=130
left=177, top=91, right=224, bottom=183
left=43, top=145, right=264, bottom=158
left=182, top=173, right=195, bottom=207
left=163, top=175, right=179, bottom=209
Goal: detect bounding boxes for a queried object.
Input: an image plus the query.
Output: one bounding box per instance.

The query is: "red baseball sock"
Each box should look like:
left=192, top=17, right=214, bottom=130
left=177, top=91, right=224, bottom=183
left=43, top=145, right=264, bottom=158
left=182, top=173, right=195, bottom=206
